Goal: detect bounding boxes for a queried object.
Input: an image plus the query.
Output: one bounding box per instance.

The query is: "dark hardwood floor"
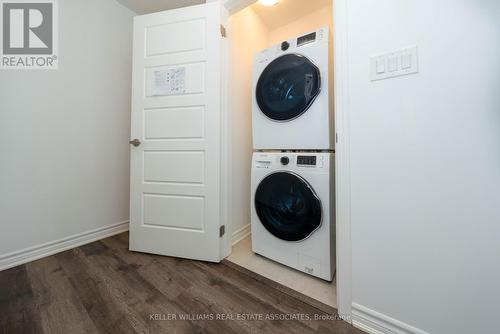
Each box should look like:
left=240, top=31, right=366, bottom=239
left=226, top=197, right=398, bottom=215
left=0, top=233, right=364, bottom=334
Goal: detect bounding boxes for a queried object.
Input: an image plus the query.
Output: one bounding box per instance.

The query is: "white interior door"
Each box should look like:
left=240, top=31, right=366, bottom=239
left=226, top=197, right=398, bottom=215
left=129, top=2, right=224, bottom=262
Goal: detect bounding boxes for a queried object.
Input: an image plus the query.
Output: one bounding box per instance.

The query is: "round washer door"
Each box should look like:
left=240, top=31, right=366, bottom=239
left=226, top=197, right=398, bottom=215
left=254, top=172, right=322, bottom=241
left=256, top=54, right=321, bottom=122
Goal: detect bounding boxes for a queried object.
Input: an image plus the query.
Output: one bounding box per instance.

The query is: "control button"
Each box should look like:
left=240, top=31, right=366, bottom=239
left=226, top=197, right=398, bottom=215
left=281, top=41, right=290, bottom=51
left=401, top=53, right=412, bottom=69
left=376, top=59, right=385, bottom=74
left=280, top=156, right=290, bottom=165
left=388, top=56, right=398, bottom=72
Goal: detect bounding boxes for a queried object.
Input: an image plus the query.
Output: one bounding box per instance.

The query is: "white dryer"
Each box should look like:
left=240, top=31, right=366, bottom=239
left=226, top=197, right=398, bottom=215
left=252, top=27, right=333, bottom=150
left=250, top=152, right=335, bottom=281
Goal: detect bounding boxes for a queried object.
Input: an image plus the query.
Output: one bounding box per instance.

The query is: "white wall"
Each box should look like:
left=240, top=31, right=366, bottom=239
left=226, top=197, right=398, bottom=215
left=228, top=7, right=268, bottom=241
left=346, top=1, right=500, bottom=333
left=0, top=0, right=134, bottom=264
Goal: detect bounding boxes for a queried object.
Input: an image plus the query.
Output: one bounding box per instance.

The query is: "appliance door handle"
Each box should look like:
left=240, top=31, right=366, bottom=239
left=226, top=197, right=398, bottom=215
left=304, top=74, right=314, bottom=99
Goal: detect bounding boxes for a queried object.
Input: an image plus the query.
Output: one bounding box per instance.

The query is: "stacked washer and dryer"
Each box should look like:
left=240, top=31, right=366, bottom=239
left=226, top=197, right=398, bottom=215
left=250, top=27, right=336, bottom=281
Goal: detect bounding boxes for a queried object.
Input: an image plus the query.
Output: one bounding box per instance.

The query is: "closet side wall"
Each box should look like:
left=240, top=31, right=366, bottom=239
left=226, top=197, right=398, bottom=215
left=228, top=7, right=269, bottom=242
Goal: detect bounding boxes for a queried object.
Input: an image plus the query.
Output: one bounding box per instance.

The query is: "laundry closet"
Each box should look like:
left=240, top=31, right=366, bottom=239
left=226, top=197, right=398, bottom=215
left=128, top=0, right=337, bottom=310
left=224, top=0, right=337, bottom=308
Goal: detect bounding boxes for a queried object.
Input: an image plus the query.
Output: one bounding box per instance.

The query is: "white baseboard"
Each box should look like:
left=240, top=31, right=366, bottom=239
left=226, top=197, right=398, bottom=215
left=0, top=221, right=129, bottom=271
left=352, top=303, right=430, bottom=334
left=232, top=223, right=251, bottom=245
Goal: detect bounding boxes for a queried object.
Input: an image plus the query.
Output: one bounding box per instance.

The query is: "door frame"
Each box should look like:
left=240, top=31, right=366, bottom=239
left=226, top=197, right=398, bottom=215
left=218, top=0, right=353, bottom=320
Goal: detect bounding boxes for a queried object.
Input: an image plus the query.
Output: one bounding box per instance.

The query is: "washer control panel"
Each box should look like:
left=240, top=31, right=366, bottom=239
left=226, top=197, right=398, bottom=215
left=253, top=153, right=329, bottom=170
left=296, top=154, right=327, bottom=169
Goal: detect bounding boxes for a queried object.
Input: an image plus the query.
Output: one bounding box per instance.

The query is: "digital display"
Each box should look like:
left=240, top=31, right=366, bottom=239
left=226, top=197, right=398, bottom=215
left=297, top=32, right=316, bottom=47
left=297, top=156, right=317, bottom=166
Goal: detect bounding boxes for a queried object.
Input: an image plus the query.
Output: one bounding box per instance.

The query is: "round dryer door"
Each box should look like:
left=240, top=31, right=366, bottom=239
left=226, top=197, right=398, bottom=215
left=256, top=54, right=321, bottom=122
left=254, top=172, right=322, bottom=241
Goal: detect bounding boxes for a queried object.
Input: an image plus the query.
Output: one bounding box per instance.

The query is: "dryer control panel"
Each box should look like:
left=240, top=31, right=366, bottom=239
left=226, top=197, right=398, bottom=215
left=297, top=32, right=317, bottom=47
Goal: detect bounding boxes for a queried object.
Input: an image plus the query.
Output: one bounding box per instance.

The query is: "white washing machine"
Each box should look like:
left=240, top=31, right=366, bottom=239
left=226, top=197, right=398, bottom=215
left=252, top=27, right=333, bottom=150
left=250, top=152, right=335, bottom=281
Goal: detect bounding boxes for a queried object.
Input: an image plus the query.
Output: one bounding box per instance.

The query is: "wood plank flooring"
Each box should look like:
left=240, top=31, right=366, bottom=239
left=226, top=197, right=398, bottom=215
left=0, top=233, right=364, bottom=334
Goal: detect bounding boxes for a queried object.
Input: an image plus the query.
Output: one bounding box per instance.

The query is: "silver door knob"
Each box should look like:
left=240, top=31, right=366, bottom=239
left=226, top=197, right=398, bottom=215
left=129, top=139, right=141, bottom=147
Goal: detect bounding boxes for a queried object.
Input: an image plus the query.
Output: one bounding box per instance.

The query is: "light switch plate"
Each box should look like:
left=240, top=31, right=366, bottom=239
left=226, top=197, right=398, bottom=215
left=371, top=46, right=418, bottom=81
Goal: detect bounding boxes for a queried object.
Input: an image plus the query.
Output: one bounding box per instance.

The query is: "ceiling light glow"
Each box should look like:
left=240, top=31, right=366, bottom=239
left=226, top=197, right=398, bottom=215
left=259, top=0, right=279, bottom=6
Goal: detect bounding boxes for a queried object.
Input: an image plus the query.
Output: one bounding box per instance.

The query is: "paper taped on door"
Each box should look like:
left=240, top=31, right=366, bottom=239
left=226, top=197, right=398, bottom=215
left=152, top=67, right=186, bottom=96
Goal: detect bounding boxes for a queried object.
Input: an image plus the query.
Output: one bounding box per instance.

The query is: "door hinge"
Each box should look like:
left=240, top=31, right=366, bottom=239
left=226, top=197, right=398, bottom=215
left=219, top=225, right=226, bottom=237
left=220, top=24, right=227, bottom=38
